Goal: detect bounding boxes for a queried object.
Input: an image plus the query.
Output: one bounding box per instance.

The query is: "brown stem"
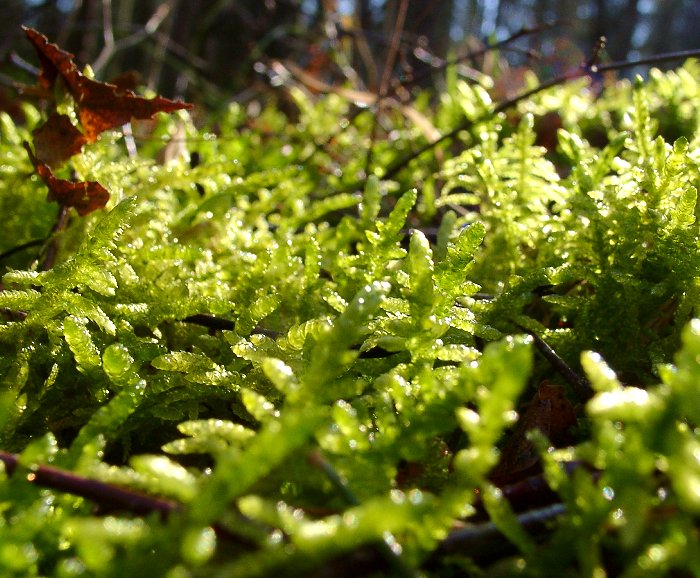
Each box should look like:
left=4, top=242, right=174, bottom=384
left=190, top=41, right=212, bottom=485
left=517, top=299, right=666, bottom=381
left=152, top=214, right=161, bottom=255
left=39, top=205, right=70, bottom=271
left=363, top=0, right=409, bottom=181
left=0, top=239, right=45, bottom=265
left=182, top=314, right=280, bottom=339
left=514, top=324, right=594, bottom=400
left=0, top=450, right=177, bottom=518
left=0, top=449, right=254, bottom=546
left=381, top=47, right=700, bottom=182
left=433, top=503, right=567, bottom=564
left=0, top=446, right=604, bottom=570
left=594, top=48, right=700, bottom=73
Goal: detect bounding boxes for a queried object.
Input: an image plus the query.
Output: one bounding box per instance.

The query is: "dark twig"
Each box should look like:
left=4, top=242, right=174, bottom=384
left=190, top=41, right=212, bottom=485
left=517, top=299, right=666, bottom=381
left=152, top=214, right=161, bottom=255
left=91, top=0, right=177, bottom=74
left=0, top=450, right=254, bottom=546
left=1, top=444, right=591, bottom=526
left=531, top=334, right=593, bottom=400
left=182, top=313, right=395, bottom=358
left=475, top=461, right=599, bottom=517
left=0, top=238, right=45, bottom=264
left=343, top=463, right=601, bottom=572
left=514, top=323, right=593, bottom=400
left=410, top=22, right=556, bottom=86
left=381, top=72, right=579, bottom=181
left=9, top=51, right=40, bottom=77
left=593, top=49, right=700, bottom=73
left=316, top=503, right=566, bottom=576
left=289, top=24, right=554, bottom=174
left=1, top=445, right=603, bottom=572
left=433, top=503, right=566, bottom=564
left=307, top=450, right=360, bottom=506
left=183, top=313, right=235, bottom=331
left=0, top=450, right=178, bottom=517
left=39, top=205, right=70, bottom=271
left=433, top=465, right=602, bottom=565
left=381, top=47, right=700, bottom=182
left=585, top=36, right=607, bottom=69
left=182, top=314, right=280, bottom=339
left=308, top=450, right=418, bottom=578
left=363, top=0, right=409, bottom=182
left=319, top=503, right=566, bottom=575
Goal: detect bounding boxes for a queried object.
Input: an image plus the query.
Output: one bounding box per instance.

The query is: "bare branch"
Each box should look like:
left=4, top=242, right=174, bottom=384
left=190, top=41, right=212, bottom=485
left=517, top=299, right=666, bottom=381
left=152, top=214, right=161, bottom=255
left=434, top=503, right=566, bottom=564
left=514, top=325, right=594, bottom=400
left=0, top=450, right=177, bottom=517
left=594, top=48, right=700, bottom=73
left=364, top=0, right=410, bottom=181
left=0, top=449, right=253, bottom=546
left=92, top=0, right=177, bottom=75
left=308, top=449, right=418, bottom=578
left=381, top=47, right=700, bottom=182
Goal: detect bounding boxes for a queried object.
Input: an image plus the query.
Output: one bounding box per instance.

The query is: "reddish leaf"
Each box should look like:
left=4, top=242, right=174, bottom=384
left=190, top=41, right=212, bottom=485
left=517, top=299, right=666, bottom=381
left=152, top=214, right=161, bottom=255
left=22, top=26, right=192, bottom=142
left=0, top=87, right=25, bottom=121
left=24, top=142, right=109, bottom=216
left=108, top=70, right=142, bottom=93
left=22, top=26, right=81, bottom=92
left=74, top=76, right=192, bottom=142
left=490, top=382, right=577, bottom=486
left=32, top=112, right=88, bottom=168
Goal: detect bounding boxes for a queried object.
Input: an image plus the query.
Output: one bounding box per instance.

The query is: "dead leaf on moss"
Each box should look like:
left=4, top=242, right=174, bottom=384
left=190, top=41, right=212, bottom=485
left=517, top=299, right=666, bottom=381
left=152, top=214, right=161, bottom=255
left=24, top=141, right=109, bottom=216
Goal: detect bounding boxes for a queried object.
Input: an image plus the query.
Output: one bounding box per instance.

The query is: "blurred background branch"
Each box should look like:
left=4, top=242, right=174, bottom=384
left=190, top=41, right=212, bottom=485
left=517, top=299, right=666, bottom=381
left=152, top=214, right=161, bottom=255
left=1, top=0, right=698, bottom=110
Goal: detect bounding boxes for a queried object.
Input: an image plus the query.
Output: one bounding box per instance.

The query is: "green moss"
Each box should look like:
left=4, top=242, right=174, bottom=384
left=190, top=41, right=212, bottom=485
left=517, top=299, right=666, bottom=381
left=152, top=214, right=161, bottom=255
left=0, top=61, right=698, bottom=576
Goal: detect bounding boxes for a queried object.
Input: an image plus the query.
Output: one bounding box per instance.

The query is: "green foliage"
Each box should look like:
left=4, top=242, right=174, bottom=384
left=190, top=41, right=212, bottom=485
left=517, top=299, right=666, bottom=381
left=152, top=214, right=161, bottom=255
left=0, top=61, right=699, bottom=576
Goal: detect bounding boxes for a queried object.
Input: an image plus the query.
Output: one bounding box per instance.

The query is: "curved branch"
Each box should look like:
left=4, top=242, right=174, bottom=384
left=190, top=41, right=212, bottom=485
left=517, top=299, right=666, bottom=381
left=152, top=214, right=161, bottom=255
left=382, top=47, right=700, bottom=181
left=0, top=450, right=177, bottom=517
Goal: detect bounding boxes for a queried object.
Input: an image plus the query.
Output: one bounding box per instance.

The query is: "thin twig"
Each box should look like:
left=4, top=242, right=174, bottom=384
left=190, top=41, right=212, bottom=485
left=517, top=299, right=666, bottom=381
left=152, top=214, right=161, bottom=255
left=381, top=47, right=700, bottom=182
left=308, top=450, right=418, bottom=578
left=182, top=314, right=280, bottom=339
left=307, top=450, right=360, bottom=506
left=318, top=503, right=567, bottom=575
left=0, top=449, right=254, bottom=546
left=0, top=239, right=45, bottom=264
left=378, top=0, right=408, bottom=100
left=363, top=0, right=409, bottom=181
left=475, top=461, right=598, bottom=517
left=585, top=36, right=607, bottom=68
left=0, top=450, right=177, bottom=517
left=515, top=324, right=593, bottom=400
left=39, top=205, right=70, bottom=271
left=99, top=0, right=115, bottom=70
left=410, top=22, right=557, bottom=87
left=594, top=49, right=700, bottom=73
left=0, top=446, right=603, bottom=571
left=92, top=1, right=177, bottom=74
left=182, top=313, right=397, bottom=358
left=434, top=503, right=567, bottom=564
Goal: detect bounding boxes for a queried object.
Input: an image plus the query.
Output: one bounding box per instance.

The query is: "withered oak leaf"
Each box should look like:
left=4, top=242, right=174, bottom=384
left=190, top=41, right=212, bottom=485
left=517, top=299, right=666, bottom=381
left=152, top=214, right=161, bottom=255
left=490, top=382, right=577, bottom=486
left=107, top=70, right=142, bottom=93
left=32, top=112, right=88, bottom=168
left=22, top=26, right=80, bottom=92
left=24, top=141, right=109, bottom=216
left=22, top=26, right=193, bottom=143
left=75, top=76, right=192, bottom=143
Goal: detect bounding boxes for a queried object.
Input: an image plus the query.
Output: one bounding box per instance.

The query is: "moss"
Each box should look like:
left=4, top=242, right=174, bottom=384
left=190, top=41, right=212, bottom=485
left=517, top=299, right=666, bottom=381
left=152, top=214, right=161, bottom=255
left=0, top=60, right=698, bottom=576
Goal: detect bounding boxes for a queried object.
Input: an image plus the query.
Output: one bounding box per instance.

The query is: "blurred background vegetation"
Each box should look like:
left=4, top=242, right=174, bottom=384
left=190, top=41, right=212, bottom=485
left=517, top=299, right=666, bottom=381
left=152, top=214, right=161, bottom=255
left=1, top=0, right=698, bottom=110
